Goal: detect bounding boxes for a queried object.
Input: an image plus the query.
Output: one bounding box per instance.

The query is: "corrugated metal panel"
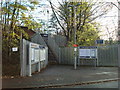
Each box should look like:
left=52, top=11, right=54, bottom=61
left=54, top=35, right=67, bottom=46
left=60, top=47, right=74, bottom=65
left=48, top=35, right=60, bottom=62
left=97, top=45, right=118, bottom=66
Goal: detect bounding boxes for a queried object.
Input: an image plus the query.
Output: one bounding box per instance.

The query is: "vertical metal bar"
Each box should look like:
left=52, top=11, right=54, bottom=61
left=59, top=48, right=61, bottom=64
left=38, top=49, right=40, bottom=72
left=20, top=39, right=23, bottom=76
left=0, top=16, right=2, bottom=90
left=28, top=43, right=32, bottom=76
left=96, top=47, right=98, bottom=67
left=74, top=6, right=77, bottom=70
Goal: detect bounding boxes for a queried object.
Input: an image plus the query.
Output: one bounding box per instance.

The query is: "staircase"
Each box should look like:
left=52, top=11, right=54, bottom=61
left=41, top=34, right=58, bottom=65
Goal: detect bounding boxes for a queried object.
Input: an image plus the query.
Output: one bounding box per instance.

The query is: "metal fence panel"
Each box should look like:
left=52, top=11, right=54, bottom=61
left=97, top=45, right=118, bottom=66
left=48, top=34, right=120, bottom=67
left=48, top=35, right=60, bottom=62
left=60, top=47, right=74, bottom=65
left=54, top=35, right=67, bottom=46
left=31, top=33, right=47, bottom=46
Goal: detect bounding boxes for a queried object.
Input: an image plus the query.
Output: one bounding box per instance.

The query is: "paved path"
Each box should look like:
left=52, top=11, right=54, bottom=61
left=2, top=65, right=118, bottom=89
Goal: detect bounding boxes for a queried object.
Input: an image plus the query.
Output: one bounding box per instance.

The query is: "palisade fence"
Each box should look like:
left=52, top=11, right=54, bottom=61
left=48, top=34, right=74, bottom=64
left=48, top=34, right=120, bottom=66
left=53, top=35, right=67, bottom=46
left=48, top=35, right=60, bottom=63
left=31, top=33, right=47, bottom=46
left=97, top=44, right=119, bottom=66
left=59, top=47, right=74, bottom=65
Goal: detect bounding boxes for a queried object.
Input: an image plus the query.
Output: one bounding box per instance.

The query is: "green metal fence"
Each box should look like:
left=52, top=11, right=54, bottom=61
left=59, top=47, right=74, bottom=65
left=54, top=35, right=67, bottom=46
left=47, top=34, right=119, bottom=66
left=97, top=44, right=119, bottom=66
left=31, top=33, right=47, bottom=46
left=48, top=34, right=60, bottom=62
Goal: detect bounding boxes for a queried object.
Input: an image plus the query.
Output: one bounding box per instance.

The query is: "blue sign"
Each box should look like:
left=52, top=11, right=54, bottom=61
left=79, top=46, right=97, bottom=49
left=95, top=40, right=104, bottom=44
left=39, top=46, right=45, bottom=49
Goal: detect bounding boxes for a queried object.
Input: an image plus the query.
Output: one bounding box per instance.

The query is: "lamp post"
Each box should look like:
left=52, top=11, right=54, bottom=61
left=68, top=3, right=80, bottom=70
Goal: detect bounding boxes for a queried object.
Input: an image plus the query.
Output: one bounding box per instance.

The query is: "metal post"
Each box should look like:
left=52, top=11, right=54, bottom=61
left=29, top=43, right=32, bottom=76
left=74, top=6, right=77, bottom=70
left=68, top=3, right=80, bottom=70
left=38, top=49, right=40, bottom=72
left=59, top=48, right=61, bottom=64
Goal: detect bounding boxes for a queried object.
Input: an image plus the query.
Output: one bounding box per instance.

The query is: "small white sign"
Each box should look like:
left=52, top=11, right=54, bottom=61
left=74, top=48, right=77, bottom=51
left=12, top=47, right=18, bottom=52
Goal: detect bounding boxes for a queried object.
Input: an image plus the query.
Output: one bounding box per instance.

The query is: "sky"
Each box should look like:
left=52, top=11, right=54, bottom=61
left=95, top=2, right=118, bottom=40
left=1, top=0, right=118, bottom=40
left=25, top=0, right=119, bottom=40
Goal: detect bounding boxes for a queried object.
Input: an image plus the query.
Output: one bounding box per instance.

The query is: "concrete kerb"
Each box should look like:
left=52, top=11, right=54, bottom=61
left=3, top=78, right=119, bottom=89
left=34, top=78, right=119, bottom=88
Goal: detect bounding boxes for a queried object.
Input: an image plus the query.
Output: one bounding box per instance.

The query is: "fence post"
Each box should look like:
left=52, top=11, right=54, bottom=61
left=77, top=47, right=80, bottom=66
left=59, top=48, right=61, bottom=64
left=28, top=43, right=32, bottom=76
left=20, top=39, right=23, bottom=76
left=20, top=39, right=28, bottom=76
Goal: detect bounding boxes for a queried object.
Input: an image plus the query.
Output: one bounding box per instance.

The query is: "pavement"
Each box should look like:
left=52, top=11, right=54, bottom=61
left=2, top=65, right=119, bottom=89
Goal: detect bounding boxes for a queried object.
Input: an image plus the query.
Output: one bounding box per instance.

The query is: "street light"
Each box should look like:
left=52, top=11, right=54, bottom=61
left=68, top=3, right=80, bottom=70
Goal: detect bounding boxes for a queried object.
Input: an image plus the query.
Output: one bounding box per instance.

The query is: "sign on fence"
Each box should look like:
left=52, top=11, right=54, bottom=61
left=29, top=42, right=46, bottom=76
left=29, top=43, right=46, bottom=64
left=95, top=40, right=104, bottom=44
left=79, top=46, right=97, bottom=59
left=78, top=46, right=98, bottom=67
left=12, top=47, right=18, bottom=52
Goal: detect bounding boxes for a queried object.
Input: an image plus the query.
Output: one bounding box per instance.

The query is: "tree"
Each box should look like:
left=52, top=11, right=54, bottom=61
left=1, top=0, right=40, bottom=61
left=111, top=1, right=120, bottom=44
left=49, top=1, right=113, bottom=46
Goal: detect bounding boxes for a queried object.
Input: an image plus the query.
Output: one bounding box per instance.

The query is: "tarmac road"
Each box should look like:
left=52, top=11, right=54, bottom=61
left=2, top=65, right=119, bottom=89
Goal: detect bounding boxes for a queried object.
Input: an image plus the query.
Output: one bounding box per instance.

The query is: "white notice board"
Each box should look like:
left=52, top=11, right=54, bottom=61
left=79, top=47, right=97, bottom=58
left=79, top=49, right=91, bottom=56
